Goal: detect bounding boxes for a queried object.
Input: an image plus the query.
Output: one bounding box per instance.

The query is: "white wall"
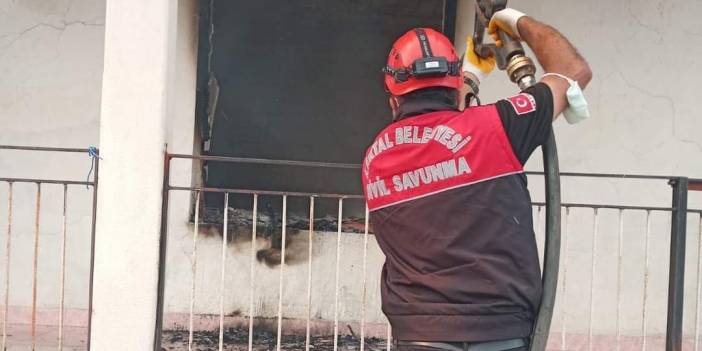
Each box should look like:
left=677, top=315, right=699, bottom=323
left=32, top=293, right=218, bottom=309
left=1, top=0, right=702, bottom=349
left=0, top=0, right=104, bottom=319
left=460, top=0, right=702, bottom=342
left=462, top=0, right=702, bottom=345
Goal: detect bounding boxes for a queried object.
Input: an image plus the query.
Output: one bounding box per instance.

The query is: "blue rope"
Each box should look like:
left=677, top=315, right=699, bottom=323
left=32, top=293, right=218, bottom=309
left=87, top=146, right=101, bottom=189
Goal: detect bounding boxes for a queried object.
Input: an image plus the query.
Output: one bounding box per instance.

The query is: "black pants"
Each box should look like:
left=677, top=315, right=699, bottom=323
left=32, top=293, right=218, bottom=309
left=394, top=346, right=526, bottom=351
left=394, top=338, right=527, bottom=351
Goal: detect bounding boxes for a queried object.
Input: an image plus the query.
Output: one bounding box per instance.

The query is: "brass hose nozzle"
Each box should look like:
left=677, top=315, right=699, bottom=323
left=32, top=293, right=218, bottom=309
left=506, top=54, right=537, bottom=90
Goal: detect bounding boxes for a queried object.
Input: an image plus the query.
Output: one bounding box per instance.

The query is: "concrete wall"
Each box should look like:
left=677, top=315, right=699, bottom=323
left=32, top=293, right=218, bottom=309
left=452, top=2, right=702, bottom=345
left=1, top=0, right=702, bottom=349
left=0, top=0, right=105, bottom=325
left=483, top=1, right=702, bottom=344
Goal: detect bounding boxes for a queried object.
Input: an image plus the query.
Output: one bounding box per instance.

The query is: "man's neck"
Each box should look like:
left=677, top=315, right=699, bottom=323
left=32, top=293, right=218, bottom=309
left=395, top=98, right=457, bottom=121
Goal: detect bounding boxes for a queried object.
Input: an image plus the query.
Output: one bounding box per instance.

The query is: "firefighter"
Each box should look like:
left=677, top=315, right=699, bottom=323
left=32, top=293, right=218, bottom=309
left=362, top=8, right=591, bottom=351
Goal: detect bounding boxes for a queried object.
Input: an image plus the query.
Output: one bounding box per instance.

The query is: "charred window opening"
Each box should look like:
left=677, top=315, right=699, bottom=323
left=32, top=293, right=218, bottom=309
left=195, top=194, right=369, bottom=267
left=194, top=0, right=457, bottom=232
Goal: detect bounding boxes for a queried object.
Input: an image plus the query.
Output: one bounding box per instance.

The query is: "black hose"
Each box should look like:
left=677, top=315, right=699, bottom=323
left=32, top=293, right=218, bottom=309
left=470, top=4, right=562, bottom=345
left=529, top=132, right=562, bottom=351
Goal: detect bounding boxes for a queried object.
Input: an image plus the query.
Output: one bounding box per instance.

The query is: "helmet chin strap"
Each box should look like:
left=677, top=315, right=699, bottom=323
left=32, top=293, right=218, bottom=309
left=465, top=92, right=481, bottom=107
left=390, top=96, right=401, bottom=121
left=463, top=76, right=481, bottom=107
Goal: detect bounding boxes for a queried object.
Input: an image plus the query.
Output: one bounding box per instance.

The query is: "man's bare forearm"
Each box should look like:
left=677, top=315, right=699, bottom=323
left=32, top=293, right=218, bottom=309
left=518, top=16, right=592, bottom=88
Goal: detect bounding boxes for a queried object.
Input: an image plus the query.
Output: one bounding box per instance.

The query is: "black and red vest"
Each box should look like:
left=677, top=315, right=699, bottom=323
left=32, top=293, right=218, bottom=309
left=362, top=104, right=542, bottom=342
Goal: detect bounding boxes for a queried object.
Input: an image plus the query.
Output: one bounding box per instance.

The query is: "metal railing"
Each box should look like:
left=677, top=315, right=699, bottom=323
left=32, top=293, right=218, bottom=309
left=155, top=152, right=702, bottom=351
left=0, top=145, right=99, bottom=351
left=3, top=146, right=700, bottom=350
left=155, top=153, right=369, bottom=351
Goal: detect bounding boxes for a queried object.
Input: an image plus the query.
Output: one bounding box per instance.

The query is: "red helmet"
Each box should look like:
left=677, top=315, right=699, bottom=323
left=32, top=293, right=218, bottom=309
left=383, top=28, right=462, bottom=96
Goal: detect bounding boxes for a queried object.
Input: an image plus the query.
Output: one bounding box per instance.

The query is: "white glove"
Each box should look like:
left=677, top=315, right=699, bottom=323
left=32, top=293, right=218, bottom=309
left=488, top=8, right=526, bottom=45
left=462, top=37, right=496, bottom=83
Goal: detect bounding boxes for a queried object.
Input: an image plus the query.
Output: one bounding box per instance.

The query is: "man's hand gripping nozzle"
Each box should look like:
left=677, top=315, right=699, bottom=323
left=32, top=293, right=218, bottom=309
left=473, top=0, right=536, bottom=91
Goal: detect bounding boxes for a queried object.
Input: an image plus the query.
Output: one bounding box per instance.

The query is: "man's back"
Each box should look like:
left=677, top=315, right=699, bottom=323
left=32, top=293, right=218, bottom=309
left=363, top=89, right=552, bottom=342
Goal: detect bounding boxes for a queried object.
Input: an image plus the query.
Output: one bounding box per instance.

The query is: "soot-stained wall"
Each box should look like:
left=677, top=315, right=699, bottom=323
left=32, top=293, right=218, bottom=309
left=198, top=0, right=454, bottom=215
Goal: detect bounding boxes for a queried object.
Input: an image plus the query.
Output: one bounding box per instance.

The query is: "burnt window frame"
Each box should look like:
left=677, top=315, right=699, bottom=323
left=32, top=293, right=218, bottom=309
left=192, top=0, right=457, bottom=202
